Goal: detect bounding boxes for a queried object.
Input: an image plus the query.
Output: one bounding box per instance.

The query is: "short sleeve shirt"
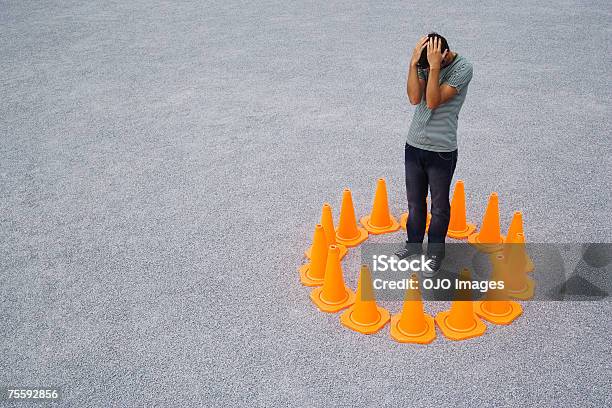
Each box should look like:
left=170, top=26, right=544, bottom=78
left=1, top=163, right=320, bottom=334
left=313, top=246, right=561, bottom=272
left=407, top=54, right=473, bottom=152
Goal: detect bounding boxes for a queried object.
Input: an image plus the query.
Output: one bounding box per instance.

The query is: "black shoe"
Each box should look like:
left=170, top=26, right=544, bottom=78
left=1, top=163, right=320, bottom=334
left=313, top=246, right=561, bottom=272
left=394, top=245, right=421, bottom=260
left=423, top=254, right=443, bottom=277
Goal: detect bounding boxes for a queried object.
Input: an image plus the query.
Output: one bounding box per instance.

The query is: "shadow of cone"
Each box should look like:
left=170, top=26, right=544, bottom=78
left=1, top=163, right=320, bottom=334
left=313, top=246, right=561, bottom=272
left=435, top=268, right=487, bottom=341
left=360, top=178, right=400, bottom=235
left=310, top=245, right=356, bottom=313
left=504, top=211, right=534, bottom=273
left=335, top=189, right=368, bottom=247
left=474, top=253, right=523, bottom=324
left=304, top=203, right=348, bottom=260
left=390, top=274, right=436, bottom=344
left=299, top=224, right=327, bottom=287
left=400, top=198, right=431, bottom=232
left=447, top=180, right=476, bottom=239
left=340, top=265, right=390, bottom=334
left=468, top=192, right=505, bottom=253
left=505, top=233, right=535, bottom=300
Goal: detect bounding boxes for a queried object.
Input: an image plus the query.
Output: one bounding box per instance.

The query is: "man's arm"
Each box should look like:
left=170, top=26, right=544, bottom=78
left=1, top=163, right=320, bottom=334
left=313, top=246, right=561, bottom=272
left=407, top=65, right=426, bottom=105
left=425, top=71, right=458, bottom=110
left=424, top=37, right=458, bottom=110
left=407, top=36, right=428, bottom=105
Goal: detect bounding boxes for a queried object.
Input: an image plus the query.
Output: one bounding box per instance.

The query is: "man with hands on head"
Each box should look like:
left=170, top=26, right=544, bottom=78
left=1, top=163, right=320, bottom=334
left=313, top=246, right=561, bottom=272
left=395, top=33, right=473, bottom=275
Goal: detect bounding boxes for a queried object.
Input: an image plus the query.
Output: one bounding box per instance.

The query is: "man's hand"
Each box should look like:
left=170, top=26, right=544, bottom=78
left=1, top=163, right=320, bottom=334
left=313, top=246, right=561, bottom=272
left=410, top=36, right=428, bottom=67
left=426, top=37, right=448, bottom=70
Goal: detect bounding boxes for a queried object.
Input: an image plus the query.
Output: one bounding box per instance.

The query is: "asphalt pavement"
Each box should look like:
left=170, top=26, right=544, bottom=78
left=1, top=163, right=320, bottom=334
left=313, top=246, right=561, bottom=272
left=1, top=1, right=611, bottom=406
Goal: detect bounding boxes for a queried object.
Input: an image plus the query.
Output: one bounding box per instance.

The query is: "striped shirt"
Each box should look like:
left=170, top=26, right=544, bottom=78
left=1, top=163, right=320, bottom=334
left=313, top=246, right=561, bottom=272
left=406, top=54, right=473, bottom=152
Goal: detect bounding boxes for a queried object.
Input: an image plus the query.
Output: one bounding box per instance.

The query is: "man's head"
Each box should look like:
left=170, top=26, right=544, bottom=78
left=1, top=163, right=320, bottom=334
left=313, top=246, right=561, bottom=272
left=417, top=32, right=450, bottom=69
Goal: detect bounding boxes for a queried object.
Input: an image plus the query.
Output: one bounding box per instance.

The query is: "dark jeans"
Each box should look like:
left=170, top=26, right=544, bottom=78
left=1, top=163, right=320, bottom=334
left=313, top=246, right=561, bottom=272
left=404, top=143, right=457, bottom=257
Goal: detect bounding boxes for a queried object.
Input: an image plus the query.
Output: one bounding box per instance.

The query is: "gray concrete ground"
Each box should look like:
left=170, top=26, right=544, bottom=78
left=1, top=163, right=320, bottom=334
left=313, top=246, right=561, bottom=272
left=1, top=0, right=611, bottom=407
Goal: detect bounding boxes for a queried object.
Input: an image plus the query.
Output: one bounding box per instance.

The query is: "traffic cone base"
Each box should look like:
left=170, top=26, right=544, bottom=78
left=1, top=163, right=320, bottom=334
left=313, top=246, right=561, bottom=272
left=310, top=286, right=355, bottom=313
left=390, top=313, right=436, bottom=344
left=399, top=212, right=431, bottom=232
left=447, top=222, right=477, bottom=239
left=435, top=310, right=487, bottom=341
left=474, top=253, right=523, bottom=324
left=335, top=226, right=368, bottom=247
left=474, top=300, right=522, bottom=325
left=340, top=305, right=390, bottom=335
left=467, top=231, right=506, bottom=253
left=507, top=277, right=535, bottom=301
left=304, top=244, right=347, bottom=260
left=340, top=264, right=389, bottom=333
left=299, top=264, right=324, bottom=287
left=359, top=214, right=400, bottom=235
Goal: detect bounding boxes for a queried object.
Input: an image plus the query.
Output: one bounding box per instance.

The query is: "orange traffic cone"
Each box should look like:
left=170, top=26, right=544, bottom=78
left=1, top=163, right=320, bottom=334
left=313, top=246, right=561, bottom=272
left=304, top=203, right=348, bottom=260
left=400, top=197, right=431, bottom=232
left=360, top=178, right=400, bottom=235
left=335, top=188, right=368, bottom=247
left=468, top=192, right=505, bottom=252
left=390, top=274, right=436, bottom=344
left=310, top=245, right=356, bottom=313
left=447, top=180, right=476, bottom=239
left=435, top=268, right=487, bottom=341
left=340, top=265, right=390, bottom=334
left=504, top=211, right=534, bottom=273
left=505, top=211, right=524, bottom=241
left=299, top=224, right=327, bottom=286
left=474, top=253, right=522, bottom=324
left=505, top=233, right=535, bottom=300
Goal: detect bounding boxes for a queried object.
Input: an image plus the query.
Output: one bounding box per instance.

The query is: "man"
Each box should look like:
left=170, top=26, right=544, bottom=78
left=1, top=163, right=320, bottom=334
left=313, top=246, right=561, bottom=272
left=394, top=33, right=473, bottom=273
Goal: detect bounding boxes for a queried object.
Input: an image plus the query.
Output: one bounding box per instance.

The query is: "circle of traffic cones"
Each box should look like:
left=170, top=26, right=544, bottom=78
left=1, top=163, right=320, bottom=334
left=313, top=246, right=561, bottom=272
left=340, top=265, right=390, bottom=334
left=399, top=197, right=431, bottom=232
left=504, top=211, right=534, bottom=273
left=474, top=253, right=523, bottom=325
left=304, top=203, right=348, bottom=260
left=310, top=245, right=356, bottom=313
left=299, top=224, right=327, bottom=287
left=447, top=180, right=476, bottom=239
left=299, top=181, right=532, bottom=342
left=359, top=178, right=400, bottom=235
left=390, top=274, right=436, bottom=344
left=468, top=192, right=505, bottom=253
left=505, top=233, right=535, bottom=300
left=435, top=268, right=487, bottom=341
left=335, top=188, right=368, bottom=247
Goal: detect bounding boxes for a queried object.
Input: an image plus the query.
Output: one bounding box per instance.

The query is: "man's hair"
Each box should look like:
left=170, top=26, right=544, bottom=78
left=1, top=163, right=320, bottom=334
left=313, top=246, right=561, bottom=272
left=418, top=32, right=450, bottom=69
